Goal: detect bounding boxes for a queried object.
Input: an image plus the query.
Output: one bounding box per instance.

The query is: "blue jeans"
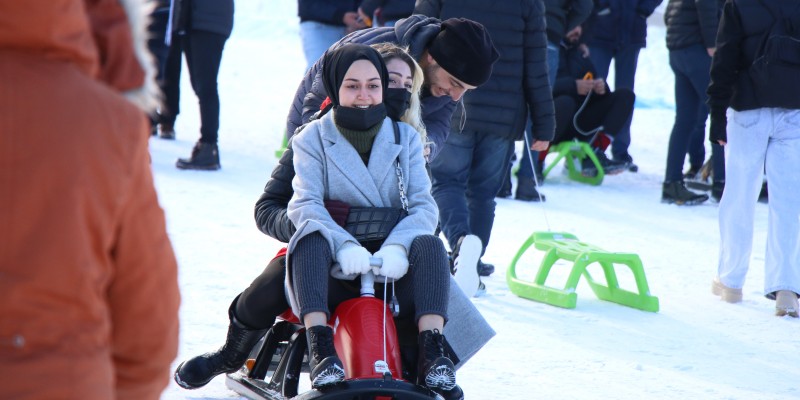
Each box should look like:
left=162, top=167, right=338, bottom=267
left=430, top=131, right=515, bottom=254
left=664, top=44, right=712, bottom=182
left=589, top=44, right=641, bottom=160
left=299, top=21, right=346, bottom=70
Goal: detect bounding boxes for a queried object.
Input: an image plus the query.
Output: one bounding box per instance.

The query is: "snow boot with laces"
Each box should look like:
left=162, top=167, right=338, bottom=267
left=174, top=299, right=267, bottom=389
left=306, top=325, right=345, bottom=388
left=417, top=329, right=456, bottom=391
left=661, top=181, right=708, bottom=205
left=176, top=141, right=220, bottom=170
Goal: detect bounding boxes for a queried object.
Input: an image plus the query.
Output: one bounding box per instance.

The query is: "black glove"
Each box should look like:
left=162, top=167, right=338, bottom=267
left=709, top=111, right=727, bottom=144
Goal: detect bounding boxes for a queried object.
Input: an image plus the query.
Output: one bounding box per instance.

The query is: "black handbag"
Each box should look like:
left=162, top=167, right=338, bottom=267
left=337, top=121, right=409, bottom=253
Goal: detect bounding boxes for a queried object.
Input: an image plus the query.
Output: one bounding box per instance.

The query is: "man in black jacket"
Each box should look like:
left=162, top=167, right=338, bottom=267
left=660, top=0, right=722, bottom=205
left=415, top=0, right=554, bottom=293
left=286, top=15, right=498, bottom=162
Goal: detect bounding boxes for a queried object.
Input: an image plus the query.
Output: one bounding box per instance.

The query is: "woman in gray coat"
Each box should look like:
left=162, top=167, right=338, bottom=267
left=287, top=44, right=456, bottom=392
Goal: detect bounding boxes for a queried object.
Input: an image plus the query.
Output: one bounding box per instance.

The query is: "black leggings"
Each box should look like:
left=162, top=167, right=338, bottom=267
left=292, top=232, right=450, bottom=324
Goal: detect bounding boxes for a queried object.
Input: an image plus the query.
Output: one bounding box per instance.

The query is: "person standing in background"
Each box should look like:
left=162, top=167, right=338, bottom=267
left=0, top=0, right=180, bottom=398
left=508, top=0, right=593, bottom=201
left=415, top=0, right=553, bottom=293
left=160, top=0, right=234, bottom=171
left=661, top=0, right=723, bottom=206
left=298, top=0, right=366, bottom=70
left=147, top=0, right=172, bottom=136
left=707, top=0, right=800, bottom=317
left=584, top=0, right=663, bottom=171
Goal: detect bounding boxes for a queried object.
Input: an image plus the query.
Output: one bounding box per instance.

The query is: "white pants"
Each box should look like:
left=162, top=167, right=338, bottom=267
left=717, top=108, right=800, bottom=296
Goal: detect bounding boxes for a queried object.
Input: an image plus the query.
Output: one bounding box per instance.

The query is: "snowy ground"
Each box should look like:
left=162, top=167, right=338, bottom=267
left=154, top=2, right=799, bottom=399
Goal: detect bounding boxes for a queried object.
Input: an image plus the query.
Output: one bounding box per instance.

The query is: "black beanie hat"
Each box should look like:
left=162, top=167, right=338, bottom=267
left=322, top=43, right=389, bottom=107
left=427, top=18, right=500, bottom=87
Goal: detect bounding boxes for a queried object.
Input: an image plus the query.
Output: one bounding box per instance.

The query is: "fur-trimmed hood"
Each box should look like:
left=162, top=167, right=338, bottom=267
left=0, top=0, right=159, bottom=112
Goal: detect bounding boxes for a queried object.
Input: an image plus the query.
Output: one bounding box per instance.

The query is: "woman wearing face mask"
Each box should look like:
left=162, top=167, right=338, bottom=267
left=175, top=43, right=482, bottom=400
left=287, top=43, right=454, bottom=391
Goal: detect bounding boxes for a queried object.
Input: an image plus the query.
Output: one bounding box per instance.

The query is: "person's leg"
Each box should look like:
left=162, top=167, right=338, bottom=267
left=430, top=130, right=477, bottom=249
left=588, top=45, right=613, bottom=81
left=397, top=235, right=455, bottom=391
left=609, top=45, right=641, bottom=162
left=235, top=256, right=290, bottom=329
left=466, top=135, right=516, bottom=256
left=161, top=31, right=183, bottom=129
left=687, top=105, right=707, bottom=172
left=184, top=30, right=227, bottom=145
left=762, top=108, right=800, bottom=297
left=546, top=41, right=560, bottom=89
left=299, top=21, right=346, bottom=70
left=664, top=47, right=702, bottom=183
left=290, top=232, right=346, bottom=387
left=717, top=109, right=770, bottom=290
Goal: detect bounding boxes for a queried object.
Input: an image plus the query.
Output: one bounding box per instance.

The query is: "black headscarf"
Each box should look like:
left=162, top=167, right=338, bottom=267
left=322, top=44, right=389, bottom=108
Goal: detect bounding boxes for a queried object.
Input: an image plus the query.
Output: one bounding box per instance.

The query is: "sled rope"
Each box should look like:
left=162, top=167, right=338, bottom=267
left=523, top=131, right=552, bottom=231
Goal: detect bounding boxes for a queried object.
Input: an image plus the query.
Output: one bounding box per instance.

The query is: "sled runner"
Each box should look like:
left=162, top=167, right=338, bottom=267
left=226, top=260, right=446, bottom=400
left=507, top=231, right=659, bottom=312
left=541, top=140, right=605, bottom=186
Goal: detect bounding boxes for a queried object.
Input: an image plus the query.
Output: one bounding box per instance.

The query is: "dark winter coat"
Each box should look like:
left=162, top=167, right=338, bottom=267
left=585, top=0, right=662, bottom=50
left=255, top=142, right=296, bottom=243
left=664, top=0, right=722, bottom=50
left=298, top=0, right=361, bottom=26
left=172, top=0, right=235, bottom=37
left=415, top=0, right=555, bottom=141
left=544, top=0, right=594, bottom=44
left=552, top=44, right=610, bottom=99
left=359, top=0, right=415, bottom=23
left=707, top=0, right=800, bottom=117
left=285, top=15, right=456, bottom=160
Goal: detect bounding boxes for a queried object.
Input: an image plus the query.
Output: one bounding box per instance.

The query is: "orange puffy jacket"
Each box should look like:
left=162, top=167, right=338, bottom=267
left=0, top=1, right=180, bottom=399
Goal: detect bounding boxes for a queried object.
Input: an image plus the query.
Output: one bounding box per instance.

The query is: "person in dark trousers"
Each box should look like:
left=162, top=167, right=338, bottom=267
left=708, top=0, right=800, bottom=317
left=298, top=0, right=366, bottom=70
left=146, top=0, right=171, bottom=136
left=358, top=0, right=415, bottom=27
left=415, top=0, right=553, bottom=289
left=584, top=0, right=663, bottom=171
left=160, top=0, right=234, bottom=170
left=507, top=0, right=593, bottom=200
left=660, top=0, right=723, bottom=205
left=544, top=26, right=634, bottom=178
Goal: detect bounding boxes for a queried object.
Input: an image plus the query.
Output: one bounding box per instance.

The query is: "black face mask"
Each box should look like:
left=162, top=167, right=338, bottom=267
left=384, top=88, right=412, bottom=120
left=334, top=104, right=387, bottom=131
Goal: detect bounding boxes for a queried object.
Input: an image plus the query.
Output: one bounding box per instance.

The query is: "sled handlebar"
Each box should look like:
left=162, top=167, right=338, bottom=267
left=360, top=258, right=383, bottom=297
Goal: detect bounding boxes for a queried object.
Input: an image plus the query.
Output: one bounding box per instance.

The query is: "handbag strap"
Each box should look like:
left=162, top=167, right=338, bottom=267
left=392, top=121, right=409, bottom=211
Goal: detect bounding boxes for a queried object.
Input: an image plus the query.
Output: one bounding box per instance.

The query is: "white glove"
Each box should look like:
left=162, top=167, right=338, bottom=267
left=374, top=244, right=409, bottom=280
left=336, top=242, right=372, bottom=275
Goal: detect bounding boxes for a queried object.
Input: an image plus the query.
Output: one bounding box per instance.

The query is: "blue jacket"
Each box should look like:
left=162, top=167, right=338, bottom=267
left=585, top=0, right=662, bottom=50
left=297, top=0, right=361, bottom=26
left=286, top=15, right=456, bottom=160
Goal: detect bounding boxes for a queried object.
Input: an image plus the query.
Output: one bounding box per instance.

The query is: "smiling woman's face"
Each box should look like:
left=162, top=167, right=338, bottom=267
left=338, top=59, right=382, bottom=108
left=386, top=58, right=413, bottom=90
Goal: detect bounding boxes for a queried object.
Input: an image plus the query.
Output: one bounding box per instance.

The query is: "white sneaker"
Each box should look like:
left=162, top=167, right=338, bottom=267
left=775, top=290, right=799, bottom=318
left=452, top=235, right=482, bottom=298
left=712, top=278, right=742, bottom=303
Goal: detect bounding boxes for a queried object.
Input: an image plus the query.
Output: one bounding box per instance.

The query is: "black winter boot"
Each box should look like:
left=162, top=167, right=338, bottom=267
left=417, top=329, right=456, bottom=391
left=306, top=325, right=345, bottom=388
left=176, top=142, right=220, bottom=170
left=582, top=149, right=627, bottom=177
left=174, top=300, right=267, bottom=389
left=661, top=181, right=709, bottom=206
left=515, top=176, right=545, bottom=202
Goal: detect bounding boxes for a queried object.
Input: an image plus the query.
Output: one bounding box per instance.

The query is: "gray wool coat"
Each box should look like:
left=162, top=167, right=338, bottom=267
left=286, top=113, right=439, bottom=310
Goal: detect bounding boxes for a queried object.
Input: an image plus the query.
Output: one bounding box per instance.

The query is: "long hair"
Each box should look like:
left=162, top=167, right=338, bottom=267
left=370, top=42, right=427, bottom=145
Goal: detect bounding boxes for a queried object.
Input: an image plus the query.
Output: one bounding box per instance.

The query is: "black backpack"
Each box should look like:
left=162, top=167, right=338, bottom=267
left=749, top=0, right=800, bottom=108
